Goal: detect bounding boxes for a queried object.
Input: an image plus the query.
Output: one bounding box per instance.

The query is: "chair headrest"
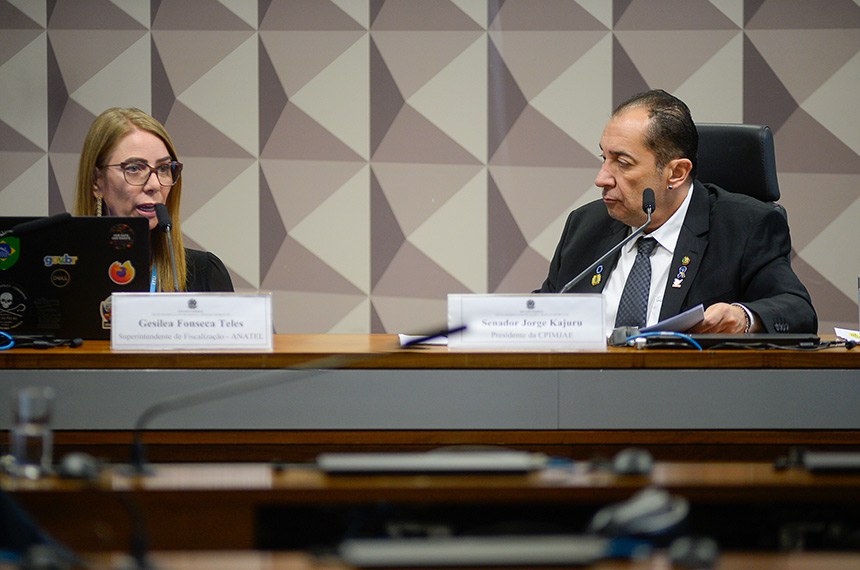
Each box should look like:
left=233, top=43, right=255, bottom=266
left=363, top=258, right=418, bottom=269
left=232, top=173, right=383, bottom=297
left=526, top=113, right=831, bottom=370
left=696, top=123, right=780, bottom=202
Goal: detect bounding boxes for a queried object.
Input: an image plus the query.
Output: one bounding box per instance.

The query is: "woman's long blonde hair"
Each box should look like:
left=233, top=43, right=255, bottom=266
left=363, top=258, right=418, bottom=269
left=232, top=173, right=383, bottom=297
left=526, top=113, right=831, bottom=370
left=74, top=107, right=187, bottom=291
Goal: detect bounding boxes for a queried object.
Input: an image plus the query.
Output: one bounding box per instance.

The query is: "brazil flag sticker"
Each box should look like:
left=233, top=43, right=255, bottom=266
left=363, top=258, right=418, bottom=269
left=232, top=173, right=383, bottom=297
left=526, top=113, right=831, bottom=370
left=0, top=237, right=20, bottom=270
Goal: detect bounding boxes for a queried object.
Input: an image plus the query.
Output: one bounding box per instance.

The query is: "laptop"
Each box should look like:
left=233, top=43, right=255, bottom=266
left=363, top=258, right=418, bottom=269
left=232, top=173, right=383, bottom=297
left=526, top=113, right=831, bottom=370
left=687, top=333, right=821, bottom=349
left=0, top=215, right=150, bottom=340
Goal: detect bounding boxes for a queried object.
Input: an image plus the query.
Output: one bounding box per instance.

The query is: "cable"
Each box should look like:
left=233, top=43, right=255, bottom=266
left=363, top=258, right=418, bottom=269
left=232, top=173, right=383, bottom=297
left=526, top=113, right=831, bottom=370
left=629, top=334, right=840, bottom=352
left=626, top=331, right=703, bottom=351
left=6, top=335, right=83, bottom=349
left=0, top=331, right=13, bottom=350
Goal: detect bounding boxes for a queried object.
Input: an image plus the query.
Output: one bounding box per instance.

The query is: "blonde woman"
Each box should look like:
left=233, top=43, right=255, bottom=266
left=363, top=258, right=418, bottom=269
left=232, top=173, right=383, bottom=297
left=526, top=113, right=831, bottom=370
left=74, top=108, right=232, bottom=292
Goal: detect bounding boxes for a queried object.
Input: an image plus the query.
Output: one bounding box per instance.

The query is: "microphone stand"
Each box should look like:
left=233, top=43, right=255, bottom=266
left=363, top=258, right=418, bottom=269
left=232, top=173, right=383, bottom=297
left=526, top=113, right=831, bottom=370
left=559, top=191, right=656, bottom=294
left=128, top=354, right=358, bottom=474
left=163, top=229, right=180, bottom=292
left=128, top=326, right=467, bottom=475
left=120, top=331, right=466, bottom=569
left=154, top=204, right=180, bottom=291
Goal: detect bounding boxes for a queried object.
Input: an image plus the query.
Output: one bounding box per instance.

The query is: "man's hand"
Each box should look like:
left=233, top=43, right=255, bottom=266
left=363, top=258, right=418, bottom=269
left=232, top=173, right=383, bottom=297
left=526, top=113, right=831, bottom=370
left=690, top=302, right=751, bottom=334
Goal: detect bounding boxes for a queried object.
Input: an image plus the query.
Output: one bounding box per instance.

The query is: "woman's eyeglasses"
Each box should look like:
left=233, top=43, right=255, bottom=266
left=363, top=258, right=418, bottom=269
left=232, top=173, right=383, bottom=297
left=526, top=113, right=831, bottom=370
left=101, top=161, right=183, bottom=187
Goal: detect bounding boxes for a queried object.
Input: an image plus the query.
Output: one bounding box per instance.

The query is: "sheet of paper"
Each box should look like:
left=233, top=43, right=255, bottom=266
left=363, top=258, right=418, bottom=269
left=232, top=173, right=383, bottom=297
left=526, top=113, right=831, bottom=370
left=835, top=327, right=860, bottom=342
left=398, top=334, right=448, bottom=347
left=641, top=304, right=705, bottom=333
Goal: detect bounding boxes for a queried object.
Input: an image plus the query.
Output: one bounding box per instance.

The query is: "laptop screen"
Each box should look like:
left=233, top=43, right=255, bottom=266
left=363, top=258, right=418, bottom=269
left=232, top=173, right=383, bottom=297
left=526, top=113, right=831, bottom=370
left=0, top=216, right=150, bottom=340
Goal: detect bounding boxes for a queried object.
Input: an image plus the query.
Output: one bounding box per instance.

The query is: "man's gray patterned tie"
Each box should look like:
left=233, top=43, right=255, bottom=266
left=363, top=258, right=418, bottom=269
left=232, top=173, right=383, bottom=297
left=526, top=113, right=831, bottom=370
left=614, top=237, right=658, bottom=328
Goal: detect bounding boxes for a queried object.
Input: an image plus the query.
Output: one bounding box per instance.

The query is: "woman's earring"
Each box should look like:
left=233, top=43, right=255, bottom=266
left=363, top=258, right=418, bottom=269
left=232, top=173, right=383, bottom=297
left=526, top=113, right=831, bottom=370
left=667, top=185, right=673, bottom=190
left=95, top=197, right=102, bottom=217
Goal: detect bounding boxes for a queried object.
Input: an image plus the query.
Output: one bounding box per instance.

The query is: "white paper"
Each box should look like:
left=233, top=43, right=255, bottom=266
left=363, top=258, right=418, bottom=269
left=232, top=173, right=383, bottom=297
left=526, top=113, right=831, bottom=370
left=835, top=327, right=860, bottom=342
left=641, top=304, right=705, bottom=333
left=398, top=334, right=448, bottom=347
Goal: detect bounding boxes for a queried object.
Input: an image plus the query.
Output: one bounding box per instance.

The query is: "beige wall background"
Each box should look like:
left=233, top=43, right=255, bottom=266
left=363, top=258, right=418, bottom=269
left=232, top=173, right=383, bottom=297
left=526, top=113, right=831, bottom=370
left=2, top=0, right=859, bottom=334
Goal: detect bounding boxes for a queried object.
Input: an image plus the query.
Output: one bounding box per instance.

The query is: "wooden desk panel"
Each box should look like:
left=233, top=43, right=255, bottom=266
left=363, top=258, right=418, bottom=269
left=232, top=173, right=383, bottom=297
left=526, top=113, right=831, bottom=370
left=74, top=551, right=860, bottom=570
left=1, top=334, right=858, bottom=370
left=52, top=428, right=860, bottom=464
left=2, top=334, right=859, bottom=462
left=7, top=461, right=860, bottom=551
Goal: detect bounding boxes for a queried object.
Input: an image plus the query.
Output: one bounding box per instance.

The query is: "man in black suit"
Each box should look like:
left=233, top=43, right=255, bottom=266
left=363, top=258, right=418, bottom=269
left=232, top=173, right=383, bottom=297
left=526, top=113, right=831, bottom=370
left=537, top=90, right=817, bottom=334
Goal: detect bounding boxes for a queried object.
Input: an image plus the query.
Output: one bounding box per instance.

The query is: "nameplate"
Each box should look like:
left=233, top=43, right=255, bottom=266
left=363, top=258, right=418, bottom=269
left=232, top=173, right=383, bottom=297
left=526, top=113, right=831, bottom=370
left=110, top=292, right=273, bottom=351
left=447, top=294, right=605, bottom=349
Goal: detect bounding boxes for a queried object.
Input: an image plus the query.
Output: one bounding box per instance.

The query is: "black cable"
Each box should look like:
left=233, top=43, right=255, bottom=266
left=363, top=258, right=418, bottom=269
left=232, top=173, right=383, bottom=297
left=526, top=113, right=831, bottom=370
left=8, top=335, right=84, bottom=349
left=641, top=340, right=700, bottom=350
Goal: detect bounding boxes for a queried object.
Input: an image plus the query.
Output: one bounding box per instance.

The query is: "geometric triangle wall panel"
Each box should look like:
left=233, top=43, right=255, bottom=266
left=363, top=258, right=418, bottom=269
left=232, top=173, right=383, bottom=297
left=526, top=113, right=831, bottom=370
left=1, top=1, right=858, bottom=332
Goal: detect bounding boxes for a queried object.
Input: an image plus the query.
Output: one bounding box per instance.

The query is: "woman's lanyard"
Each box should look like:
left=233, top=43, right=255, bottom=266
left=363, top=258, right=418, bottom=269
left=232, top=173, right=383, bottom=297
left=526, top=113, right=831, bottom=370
left=150, top=266, right=158, bottom=292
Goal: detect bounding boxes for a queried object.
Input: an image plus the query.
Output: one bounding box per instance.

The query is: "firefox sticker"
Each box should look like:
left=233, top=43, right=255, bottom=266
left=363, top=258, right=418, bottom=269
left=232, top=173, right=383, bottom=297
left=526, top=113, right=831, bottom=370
left=109, top=260, right=136, bottom=285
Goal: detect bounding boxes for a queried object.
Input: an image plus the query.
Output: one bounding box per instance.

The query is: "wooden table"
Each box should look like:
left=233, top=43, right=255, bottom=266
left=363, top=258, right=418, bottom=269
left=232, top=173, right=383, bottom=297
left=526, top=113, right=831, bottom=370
left=3, top=334, right=857, bottom=369
left=6, top=460, right=860, bottom=551
left=2, top=334, right=858, bottom=462
left=67, top=550, right=860, bottom=570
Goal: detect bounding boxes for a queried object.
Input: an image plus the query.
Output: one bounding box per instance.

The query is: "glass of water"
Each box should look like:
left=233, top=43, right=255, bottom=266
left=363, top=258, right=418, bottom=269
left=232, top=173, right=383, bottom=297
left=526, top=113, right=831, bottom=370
left=10, top=386, right=54, bottom=479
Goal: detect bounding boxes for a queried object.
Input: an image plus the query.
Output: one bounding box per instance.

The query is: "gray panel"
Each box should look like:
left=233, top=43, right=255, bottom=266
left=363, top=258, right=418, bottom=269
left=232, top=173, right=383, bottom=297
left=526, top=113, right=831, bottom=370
left=3, top=368, right=859, bottom=431
left=558, top=369, right=860, bottom=429
left=0, top=369, right=558, bottom=430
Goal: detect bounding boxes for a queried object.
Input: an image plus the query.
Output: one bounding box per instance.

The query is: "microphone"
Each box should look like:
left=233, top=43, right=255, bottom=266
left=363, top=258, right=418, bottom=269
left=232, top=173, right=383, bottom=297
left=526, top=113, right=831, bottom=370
left=642, top=187, right=656, bottom=215
left=559, top=188, right=656, bottom=293
left=127, top=325, right=467, bottom=475
left=0, top=212, right=71, bottom=238
left=154, top=203, right=171, bottom=232
left=153, top=204, right=180, bottom=292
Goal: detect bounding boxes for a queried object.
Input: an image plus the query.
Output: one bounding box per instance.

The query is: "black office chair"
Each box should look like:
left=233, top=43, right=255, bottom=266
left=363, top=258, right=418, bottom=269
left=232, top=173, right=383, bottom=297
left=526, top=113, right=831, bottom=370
left=695, top=123, right=783, bottom=214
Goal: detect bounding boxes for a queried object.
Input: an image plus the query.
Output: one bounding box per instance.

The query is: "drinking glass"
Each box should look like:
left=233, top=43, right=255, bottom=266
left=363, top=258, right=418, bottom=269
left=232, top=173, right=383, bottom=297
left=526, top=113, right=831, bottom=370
left=9, top=386, right=54, bottom=479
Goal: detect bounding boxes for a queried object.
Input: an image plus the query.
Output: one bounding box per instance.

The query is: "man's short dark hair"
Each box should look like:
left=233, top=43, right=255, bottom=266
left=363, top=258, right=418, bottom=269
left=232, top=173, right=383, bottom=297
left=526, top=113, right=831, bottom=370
left=613, top=89, right=698, bottom=178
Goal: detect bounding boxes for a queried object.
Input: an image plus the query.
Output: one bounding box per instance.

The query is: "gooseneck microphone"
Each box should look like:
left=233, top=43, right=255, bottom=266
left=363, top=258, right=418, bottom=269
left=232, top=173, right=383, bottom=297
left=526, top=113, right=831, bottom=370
left=127, top=325, right=467, bottom=475
left=559, top=188, right=656, bottom=293
left=0, top=212, right=71, bottom=238
left=129, top=354, right=360, bottom=474
left=154, top=204, right=180, bottom=292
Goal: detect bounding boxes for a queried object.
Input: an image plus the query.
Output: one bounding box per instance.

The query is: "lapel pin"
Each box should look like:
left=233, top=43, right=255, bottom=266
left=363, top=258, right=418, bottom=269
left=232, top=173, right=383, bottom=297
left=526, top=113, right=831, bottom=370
left=591, top=264, right=603, bottom=287
left=672, top=257, right=692, bottom=288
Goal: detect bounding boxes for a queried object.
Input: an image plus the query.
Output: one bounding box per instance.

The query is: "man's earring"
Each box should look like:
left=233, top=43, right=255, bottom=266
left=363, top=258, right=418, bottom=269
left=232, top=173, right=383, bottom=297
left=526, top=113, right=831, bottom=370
left=667, top=185, right=673, bottom=190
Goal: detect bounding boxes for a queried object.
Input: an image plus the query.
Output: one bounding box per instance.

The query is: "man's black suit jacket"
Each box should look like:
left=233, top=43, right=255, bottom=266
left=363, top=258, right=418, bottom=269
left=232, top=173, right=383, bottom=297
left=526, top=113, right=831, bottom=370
left=536, top=180, right=817, bottom=333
